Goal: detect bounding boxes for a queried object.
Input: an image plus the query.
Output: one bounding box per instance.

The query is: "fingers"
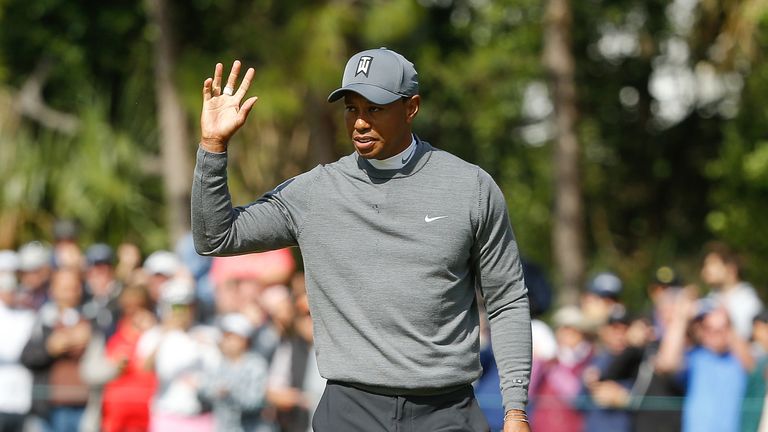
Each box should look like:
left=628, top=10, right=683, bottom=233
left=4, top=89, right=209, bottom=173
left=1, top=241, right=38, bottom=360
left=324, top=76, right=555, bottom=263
left=203, top=61, right=256, bottom=106
left=237, top=96, right=259, bottom=123
left=203, top=78, right=213, bottom=101
left=212, top=63, right=224, bottom=96
left=225, top=60, right=242, bottom=94
left=236, top=67, right=255, bottom=98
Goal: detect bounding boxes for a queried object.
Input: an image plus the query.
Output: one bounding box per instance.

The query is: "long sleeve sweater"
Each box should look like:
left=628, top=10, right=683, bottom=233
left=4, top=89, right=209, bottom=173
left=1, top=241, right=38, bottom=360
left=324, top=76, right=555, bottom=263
left=191, top=137, right=532, bottom=411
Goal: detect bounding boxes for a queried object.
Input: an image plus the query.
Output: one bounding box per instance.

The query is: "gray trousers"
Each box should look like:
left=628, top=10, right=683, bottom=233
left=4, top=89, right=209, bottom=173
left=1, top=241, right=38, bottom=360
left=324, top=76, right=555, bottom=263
left=312, top=381, right=490, bottom=432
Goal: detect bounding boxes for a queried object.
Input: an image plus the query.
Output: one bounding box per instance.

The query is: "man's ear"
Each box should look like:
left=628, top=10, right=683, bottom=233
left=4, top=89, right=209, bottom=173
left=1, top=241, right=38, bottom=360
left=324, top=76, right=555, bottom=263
left=406, top=95, right=420, bottom=123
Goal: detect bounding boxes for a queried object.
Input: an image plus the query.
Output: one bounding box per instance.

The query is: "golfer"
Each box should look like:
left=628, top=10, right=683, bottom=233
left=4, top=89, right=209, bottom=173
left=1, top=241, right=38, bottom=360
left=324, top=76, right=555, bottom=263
left=192, top=48, right=532, bottom=432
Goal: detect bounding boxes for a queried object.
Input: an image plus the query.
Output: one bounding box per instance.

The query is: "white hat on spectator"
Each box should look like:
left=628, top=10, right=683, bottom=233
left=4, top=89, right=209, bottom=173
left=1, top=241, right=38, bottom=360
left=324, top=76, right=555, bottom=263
left=553, top=305, right=594, bottom=332
left=0, top=272, right=17, bottom=292
left=219, top=313, right=255, bottom=339
left=144, top=250, right=180, bottom=277
left=160, top=277, right=196, bottom=305
left=0, top=250, right=19, bottom=273
left=18, top=242, right=52, bottom=271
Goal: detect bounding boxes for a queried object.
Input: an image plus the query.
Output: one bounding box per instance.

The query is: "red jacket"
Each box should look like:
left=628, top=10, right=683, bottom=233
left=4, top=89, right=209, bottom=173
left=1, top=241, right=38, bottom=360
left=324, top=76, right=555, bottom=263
left=101, top=318, right=157, bottom=432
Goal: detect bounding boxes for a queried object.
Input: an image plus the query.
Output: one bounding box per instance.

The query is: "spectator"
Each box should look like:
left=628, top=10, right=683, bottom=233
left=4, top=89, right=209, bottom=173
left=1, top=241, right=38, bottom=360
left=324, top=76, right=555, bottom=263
left=81, top=243, right=122, bottom=338
left=21, top=268, right=92, bottom=432
left=51, top=219, right=83, bottom=271
left=582, top=272, right=625, bottom=327
left=623, top=267, right=688, bottom=432
left=0, top=265, right=35, bottom=432
left=581, top=309, right=636, bottom=432
left=474, top=301, right=505, bottom=431
left=16, top=242, right=53, bottom=311
left=141, top=251, right=180, bottom=314
left=741, top=310, right=768, bottom=432
left=209, top=270, right=279, bottom=363
left=52, top=219, right=83, bottom=268
left=199, top=313, right=271, bottom=432
left=700, top=241, right=762, bottom=339
left=656, top=297, right=750, bottom=432
left=529, top=305, right=594, bottom=432
left=137, top=278, right=219, bottom=432
left=263, top=285, right=311, bottom=432
left=80, top=283, right=157, bottom=432
left=115, top=242, right=143, bottom=286
left=290, top=273, right=325, bottom=432
left=175, top=233, right=215, bottom=322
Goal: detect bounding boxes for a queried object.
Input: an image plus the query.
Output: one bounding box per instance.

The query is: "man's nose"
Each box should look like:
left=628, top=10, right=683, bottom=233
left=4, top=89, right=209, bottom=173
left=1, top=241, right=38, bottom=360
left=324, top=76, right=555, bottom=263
left=354, top=116, right=370, bottom=130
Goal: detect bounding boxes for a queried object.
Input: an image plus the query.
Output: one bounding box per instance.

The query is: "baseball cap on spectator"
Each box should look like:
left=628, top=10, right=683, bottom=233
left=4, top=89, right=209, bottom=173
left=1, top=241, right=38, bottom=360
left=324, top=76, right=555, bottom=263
left=327, top=48, right=419, bottom=105
left=754, top=309, right=768, bottom=324
left=219, top=313, right=255, bottom=339
left=606, top=308, right=632, bottom=326
left=587, top=272, right=623, bottom=299
left=159, top=278, right=195, bottom=306
left=553, top=305, right=594, bottom=332
left=0, top=250, right=19, bottom=273
left=85, top=243, right=114, bottom=266
left=17, top=242, right=52, bottom=272
left=0, top=272, right=17, bottom=292
left=143, top=251, right=179, bottom=277
left=693, top=297, right=718, bottom=321
left=653, top=265, right=682, bottom=287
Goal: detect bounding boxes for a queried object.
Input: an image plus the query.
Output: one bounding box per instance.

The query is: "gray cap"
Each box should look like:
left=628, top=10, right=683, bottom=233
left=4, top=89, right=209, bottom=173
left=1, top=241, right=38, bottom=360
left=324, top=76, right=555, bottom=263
left=85, top=243, right=114, bottom=266
left=587, top=272, right=623, bottom=298
left=327, top=48, right=419, bottom=105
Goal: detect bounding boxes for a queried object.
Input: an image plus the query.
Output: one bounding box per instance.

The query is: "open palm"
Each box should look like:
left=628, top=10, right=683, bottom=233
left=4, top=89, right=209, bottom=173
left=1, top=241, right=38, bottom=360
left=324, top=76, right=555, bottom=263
left=200, top=60, right=258, bottom=152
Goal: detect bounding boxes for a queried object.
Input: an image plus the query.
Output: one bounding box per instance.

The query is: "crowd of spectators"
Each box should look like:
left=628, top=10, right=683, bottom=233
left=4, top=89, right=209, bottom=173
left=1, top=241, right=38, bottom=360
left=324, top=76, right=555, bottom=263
left=0, top=220, right=321, bottom=432
left=1, top=219, right=766, bottom=432
left=505, top=241, right=766, bottom=432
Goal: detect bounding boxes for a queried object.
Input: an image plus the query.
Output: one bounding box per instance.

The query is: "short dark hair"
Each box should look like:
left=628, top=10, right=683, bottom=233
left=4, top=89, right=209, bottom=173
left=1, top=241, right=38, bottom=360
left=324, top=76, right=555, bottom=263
left=704, top=241, right=742, bottom=277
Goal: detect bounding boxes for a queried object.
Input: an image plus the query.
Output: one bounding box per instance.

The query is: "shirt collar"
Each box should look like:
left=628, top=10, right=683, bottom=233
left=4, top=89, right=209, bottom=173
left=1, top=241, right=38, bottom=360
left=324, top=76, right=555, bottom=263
left=365, top=135, right=417, bottom=171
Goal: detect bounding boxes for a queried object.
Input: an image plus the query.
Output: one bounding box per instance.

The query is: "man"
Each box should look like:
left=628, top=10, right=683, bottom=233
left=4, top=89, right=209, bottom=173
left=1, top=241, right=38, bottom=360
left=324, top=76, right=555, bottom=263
left=17, top=241, right=53, bottom=311
left=700, top=241, right=762, bottom=339
left=655, top=296, right=750, bottom=432
left=581, top=271, right=625, bottom=327
left=192, top=48, right=532, bottom=431
left=21, top=267, right=92, bottom=432
left=82, top=243, right=123, bottom=337
left=0, top=259, right=35, bottom=432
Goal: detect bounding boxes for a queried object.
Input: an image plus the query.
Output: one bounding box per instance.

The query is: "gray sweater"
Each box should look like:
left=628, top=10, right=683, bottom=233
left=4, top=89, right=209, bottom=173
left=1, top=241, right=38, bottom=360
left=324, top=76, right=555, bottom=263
left=192, top=138, right=532, bottom=411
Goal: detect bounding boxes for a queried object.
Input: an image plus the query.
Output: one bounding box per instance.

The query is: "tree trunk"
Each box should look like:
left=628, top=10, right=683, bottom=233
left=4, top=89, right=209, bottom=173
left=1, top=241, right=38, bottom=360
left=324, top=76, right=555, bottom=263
left=146, top=0, right=191, bottom=245
left=544, top=0, right=584, bottom=306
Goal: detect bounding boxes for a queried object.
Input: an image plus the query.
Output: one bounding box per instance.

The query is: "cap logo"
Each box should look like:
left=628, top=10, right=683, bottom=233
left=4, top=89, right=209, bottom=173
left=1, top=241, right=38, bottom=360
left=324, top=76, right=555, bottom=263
left=355, top=56, right=373, bottom=77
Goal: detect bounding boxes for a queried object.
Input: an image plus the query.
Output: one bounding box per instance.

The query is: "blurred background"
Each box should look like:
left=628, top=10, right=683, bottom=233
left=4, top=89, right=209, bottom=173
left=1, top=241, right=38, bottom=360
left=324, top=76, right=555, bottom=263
left=1, top=0, right=768, bottom=431
left=1, top=0, right=767, bottom=303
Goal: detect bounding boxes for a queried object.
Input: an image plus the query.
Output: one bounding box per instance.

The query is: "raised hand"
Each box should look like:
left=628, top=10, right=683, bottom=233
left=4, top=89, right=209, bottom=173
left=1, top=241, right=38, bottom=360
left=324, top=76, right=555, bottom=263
left=200, top=60, right=258, bottom=153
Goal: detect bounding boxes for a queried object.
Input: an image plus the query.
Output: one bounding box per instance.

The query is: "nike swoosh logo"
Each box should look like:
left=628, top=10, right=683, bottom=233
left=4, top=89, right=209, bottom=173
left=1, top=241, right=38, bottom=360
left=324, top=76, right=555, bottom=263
left=424, top=215, right=448, bottom=223
left=401, top=147, right=416, bottom=164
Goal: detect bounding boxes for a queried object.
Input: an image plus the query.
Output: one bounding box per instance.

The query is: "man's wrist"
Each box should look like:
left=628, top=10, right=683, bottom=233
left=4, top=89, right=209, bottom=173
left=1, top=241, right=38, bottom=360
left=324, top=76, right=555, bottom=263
left=200, top=138, right=228, bottom=153
left=504, top=409, right=529, bottom=423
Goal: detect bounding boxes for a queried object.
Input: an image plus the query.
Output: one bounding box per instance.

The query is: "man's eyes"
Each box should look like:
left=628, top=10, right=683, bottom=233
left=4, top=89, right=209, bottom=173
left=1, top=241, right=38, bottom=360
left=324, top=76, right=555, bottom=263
left=345, top=106, right=383, bottom=113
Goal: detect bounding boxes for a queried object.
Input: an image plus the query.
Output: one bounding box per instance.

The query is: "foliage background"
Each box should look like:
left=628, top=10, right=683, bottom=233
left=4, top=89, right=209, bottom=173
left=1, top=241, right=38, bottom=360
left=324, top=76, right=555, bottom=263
left=1, top=0, right=767, bottom=309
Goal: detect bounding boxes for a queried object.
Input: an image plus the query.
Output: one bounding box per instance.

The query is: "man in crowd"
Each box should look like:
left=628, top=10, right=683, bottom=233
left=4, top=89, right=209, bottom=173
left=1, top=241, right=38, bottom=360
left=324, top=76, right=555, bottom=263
left=700, top=241, right=762, bottom=339
left=191, top=48, right=532, bottom=431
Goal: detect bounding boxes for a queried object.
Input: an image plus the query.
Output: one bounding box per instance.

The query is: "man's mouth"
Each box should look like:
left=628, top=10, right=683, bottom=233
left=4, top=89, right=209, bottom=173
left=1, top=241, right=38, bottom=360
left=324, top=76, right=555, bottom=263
left=354, top=136, right=377, bottom=151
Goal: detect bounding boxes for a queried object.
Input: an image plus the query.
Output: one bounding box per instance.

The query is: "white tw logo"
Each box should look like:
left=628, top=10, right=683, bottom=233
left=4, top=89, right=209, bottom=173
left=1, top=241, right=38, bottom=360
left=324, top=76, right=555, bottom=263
left=355, top=56, right=373, bottom=77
